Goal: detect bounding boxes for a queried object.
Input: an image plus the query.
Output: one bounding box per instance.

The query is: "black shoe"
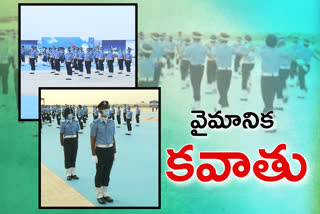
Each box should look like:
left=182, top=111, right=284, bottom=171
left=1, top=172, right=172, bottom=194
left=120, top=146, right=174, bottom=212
left=97, top=197, right=106, bottom=204
left=67, top=176, right=72, bottom=180
left=71, top=175, right=79, bottom=179
left=103, top=196, right=113, bottom=202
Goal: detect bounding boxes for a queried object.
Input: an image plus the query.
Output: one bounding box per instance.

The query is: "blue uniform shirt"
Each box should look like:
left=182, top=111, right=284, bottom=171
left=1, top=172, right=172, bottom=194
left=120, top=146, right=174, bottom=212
left=186, top=42, right=209, bottom=65
left=65, top=52, right=73, bottom=62
left=78, top=50, right=84, bottom=59
left=94, top=50, right=99, bottom=58
left=107, top=52, right=114, bottom=60
left=123, top=107, right=127, bottom=113
left=297, top=46, right=313, bottom=64
left=117, top=108, right=121, bottom=115
left=30, top=49, right=37, bottom=58
left=90, top=118, right=115, bottom=145
left=259, top=47, right=283, bottom=75
left=21, top=49, right=25, bottom=55
left=56, top=107, right=61, bottom=114
left=111, top=107, right=115, bottom=114
left=139, top=56, right=155, bottom=79
left=99, top=51, right=105, bottom=60
left=54, top=50, right=61, bottom=59
left=85, top=52, right=93, bottom=61
left=211, top=43, right=236, bottom=68
left=126, top=111, right=133, bottom=119
left=93, top=107, right=98, bottom=115
left=118, top=51, right=124, bottom=59
left=125, top=52, right=132, bottom=60
left=73, top=50, right=79, bottom=59
left=136, top=108, right=140, bottom=115
left=60, top=119, right=80, bottom=136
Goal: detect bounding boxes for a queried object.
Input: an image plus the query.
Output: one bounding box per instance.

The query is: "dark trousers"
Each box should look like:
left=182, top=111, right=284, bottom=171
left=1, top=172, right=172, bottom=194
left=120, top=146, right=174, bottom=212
left=261, top=76, right=278, bottom=113
left=83, top=115, right=87, bottom=124
left=298, top=64, right=309, bottom=90
left=73, top=59, right=78, bottom=70
left=21, top=55, right=25, bottom=62
left=234, top=54, right=242, bottom=72
left=206, top=60, right=217, bottom=84
left=0, top=63, right=9, bottom=94
left=95, top=58, right=99, bottom=70
left=63, top=138, right=78, bottom=169
left=95, top=146, right=115, bottom=187
left=123, top=113, right=127, bottom=121
left=93, top=114, right=98, bottom=120
left=117, top=114, right=121, bottom=125
left=66, top=62, right=72, bottom=75
left=78, top=59, right=83, bottom=72
left=30, top=58, right=35, bottom=71
left=276, top=69, right=289, bottom=99
left=118, top=59, right=124, bottom=70
left=55, top=59, right=60, bottom=71
left=79, top=116, right=83, bottom=129
left=52, top=112, right=56, bottom=119
left=126, top=119, right=132, bottom=131
left=290, top=61, right=297, bottom=79
left=57, top=114, right=61, bottom=125
left=99, top=60, right=104, bottom=71
left=241, top=63, right=254, bottom=90
left=107, top=60, right=114, bottom=73
left=180, top=59, right=190, bottom=80
left=217, top=69, right=232, bottom=107
left=136, top=114, right=140, bottom=123
left=153, top=63, right=162, bottom=86
left=111, top=113, right=115, bottom=120
left=125, top=60, right=131, bottom=72
left=190, top=64, right=204, bottom=101
left=85, top=61, right=91, bottom=74
left=166, top=52, right=174, bottom=69
left=46, top=114, right=52, bottom=123
left=50, top=58, right=55, bottom=70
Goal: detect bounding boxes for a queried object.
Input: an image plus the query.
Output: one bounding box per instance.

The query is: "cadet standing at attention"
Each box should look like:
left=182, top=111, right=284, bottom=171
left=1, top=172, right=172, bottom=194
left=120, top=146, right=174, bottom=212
left=94, top=46, right=99, bottom=73
left=124, top=47, right=132, bottom=76
left=65, top=47, right=74, bottom=80
left=77, top=47, right=85, bottom=76
left=50, top=47, right=56, bottom=73
left=54, top=47, right=61, bottom=75
left=111, top=105, right=115, bottom=120
left=211, top=33, right=237, bottom=112
left=185, top=32, right=209, bottom=109
left=90, top=101, right=116, bottom=204
left=125, top=106, right=133, bottom=135
left=29, top=46, right=37, bottom=74
left=60, top=107, right=80, bottom=180
left=116, top=106, right=121, bottom=128
left=21, top=46, right=25, bottom=66
left=106, top=48, right=115, bottom=77
left=56, top=105, right=61, bottom=128
left=72, top=47, right=79, bottom=74
left=135, top=105, right=140, bottom=126
left=123, top=104, right=127, bottom=125
left=117, top=48, right=124, bottom=74
left=98, top=47, right=105, bottom=75
left=84, top=47, right=93, bottom=79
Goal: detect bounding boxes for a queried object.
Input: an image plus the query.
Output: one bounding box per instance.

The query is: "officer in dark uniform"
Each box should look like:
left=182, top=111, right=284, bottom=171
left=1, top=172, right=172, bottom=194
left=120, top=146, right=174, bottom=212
left=90, top=100, right=116, bottom=204
left=125, top=106, right=133, bottom=135
left=60, top=107, right=80, bottom=180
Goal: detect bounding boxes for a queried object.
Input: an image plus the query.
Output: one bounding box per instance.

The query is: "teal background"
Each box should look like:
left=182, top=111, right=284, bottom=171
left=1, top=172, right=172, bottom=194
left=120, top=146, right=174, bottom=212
left=1, top=0, right=320, bottom=213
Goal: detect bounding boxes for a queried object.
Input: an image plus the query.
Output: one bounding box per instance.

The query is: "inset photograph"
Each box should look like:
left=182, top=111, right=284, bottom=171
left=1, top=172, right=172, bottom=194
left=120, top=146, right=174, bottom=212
left=39, top=88, right=160, bottom=208
left=19, top=4, right=137, bottom=120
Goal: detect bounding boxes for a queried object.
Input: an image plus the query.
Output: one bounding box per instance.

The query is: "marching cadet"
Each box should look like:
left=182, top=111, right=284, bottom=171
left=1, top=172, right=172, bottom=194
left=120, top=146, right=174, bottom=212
left=65, top=47, right=74, bottom=80
left=111, top=105, right=115, bottom=120
left=135, top=105, right=140, bottom=126
left=239, top=34, right=255, bottom=101
left=29, top=46, right=37, bottom=74
left=60, top=47, right=65, bottom=67
left=94, top=46, right=100, bottom=73
left=138, top=43, right=155, bottom=87
left=116, top=106, right=121, bottom=128
left=176, top=31, right=184, bottom=68
left=98, top=47, right=105, bottom=75
left=106, top=48, right=115, bottom=77
left=117, top=48, right=124, bottom=74
left=206, top=35, right=218, bottom=94
left=165, top=35, right=176, bottom=74
left=296, top=39, right=314, bottom=99
left=90, top=100, right=116, bottom=204
left=124, top=47, right=133, bottom=76
left=72, top=47, right=79, bottom=74
left=60, top=107, right=80, bottom=180
left=234, top=36, right=243, bottom=74
left=21, top=46, right=25, bottom=66
left=258, top=34, right=283, bottom=132
left=93, top=105, right=99, bottom=120
left=54, top=47, right=62, bottom=75
left=50, top=47, right=56, bottom=73
left=78, top=47, right=85, bottom=76
left=211, top=32, right=237, bottom=111
left=56, top=105, right=62, bottom=128
left=151, top=33, right=167, bottom=86
left=84, top=47, right=93, bottom=79
left=125, top=106, right=133, bottom=135
left=185, top=32, right=209, bottom=109
left=178, top=37, right=191, bottom=89
left=288, top=37, right=300, bottom=87
left=123, top=104, right=127, bottom=125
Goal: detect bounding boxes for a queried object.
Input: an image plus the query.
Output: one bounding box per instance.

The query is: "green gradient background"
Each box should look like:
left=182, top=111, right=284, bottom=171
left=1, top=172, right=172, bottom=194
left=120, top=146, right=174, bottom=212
left=1, top=0, right=320, bottom=213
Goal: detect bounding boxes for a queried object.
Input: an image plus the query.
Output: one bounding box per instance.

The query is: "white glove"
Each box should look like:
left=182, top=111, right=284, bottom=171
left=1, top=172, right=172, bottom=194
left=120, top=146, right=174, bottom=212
left=92, top=155, right=98, bottom=164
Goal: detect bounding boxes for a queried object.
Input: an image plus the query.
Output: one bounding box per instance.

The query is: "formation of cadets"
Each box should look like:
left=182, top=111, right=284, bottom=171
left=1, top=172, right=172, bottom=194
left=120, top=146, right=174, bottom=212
left=41, top=104, right=141, bottom=135
left=21, top=45, right=133, bottom=79
left=139, top=31, right=318, bottom=117
left=41, top=102, right=142, bottom=204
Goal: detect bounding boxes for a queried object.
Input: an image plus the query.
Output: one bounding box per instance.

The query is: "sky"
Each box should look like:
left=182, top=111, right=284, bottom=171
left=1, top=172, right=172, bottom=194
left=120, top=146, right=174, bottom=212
left=41, top=89, right=158, bottom=105
left=21, top=5, right=135, bottom=40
